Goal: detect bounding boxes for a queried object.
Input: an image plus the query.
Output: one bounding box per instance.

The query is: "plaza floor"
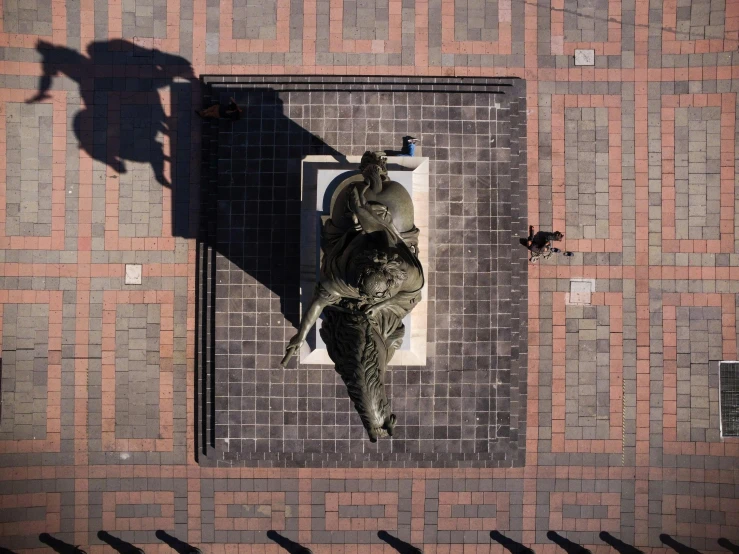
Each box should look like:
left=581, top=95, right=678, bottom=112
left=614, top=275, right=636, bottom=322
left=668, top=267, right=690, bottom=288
left=0, top=0, right=738, bottom=552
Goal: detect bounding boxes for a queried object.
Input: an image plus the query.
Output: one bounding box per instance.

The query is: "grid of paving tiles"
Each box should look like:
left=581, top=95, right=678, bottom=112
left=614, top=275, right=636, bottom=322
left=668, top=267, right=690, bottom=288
left=0, top=303, right=50, bottom=441
left=233, top=0, right=277, bottom=40
left=564, top=304, right=613, bottom=441
left=112, top=303, right=162, bottom=441
left=563, top=0, right=610, bottom=44
left=453, top=0, right=499, bottom=42
left=341, top=0, right=390, bottom=41
left=564, top=106, right=611, bottom=240
left=0, top=0, right=737, bottom=551
left=4, top=102, right=53, bottom=238
left=674, top=104, right=723, bottom=240
left=675, top=306, right=723, bottom=443
left=674, top=0, right=727, bottom=40
left=120, top=0, right=169, bottom=39
left=1, top=0, right=52, bottom=36
left=196, top=76, right=528, bottom=468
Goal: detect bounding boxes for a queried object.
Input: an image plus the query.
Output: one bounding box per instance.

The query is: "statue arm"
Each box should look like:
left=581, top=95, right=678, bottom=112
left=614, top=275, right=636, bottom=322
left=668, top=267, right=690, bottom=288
left=27, top=72, right=55, bottom=103
left=295, top=296, right=331, bottom=343
left=281, top=283, right=339, bottom=366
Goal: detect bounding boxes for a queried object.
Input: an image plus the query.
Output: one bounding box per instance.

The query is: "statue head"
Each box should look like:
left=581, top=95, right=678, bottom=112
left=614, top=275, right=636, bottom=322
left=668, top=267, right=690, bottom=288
left=358, top=151, right=388, bottom=176
left=354, top=249, right=408, bottom=301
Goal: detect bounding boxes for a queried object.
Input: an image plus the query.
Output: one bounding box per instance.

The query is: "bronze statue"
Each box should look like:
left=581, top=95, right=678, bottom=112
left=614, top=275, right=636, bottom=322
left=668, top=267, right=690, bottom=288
left=282, top=152, right=424, bottom=442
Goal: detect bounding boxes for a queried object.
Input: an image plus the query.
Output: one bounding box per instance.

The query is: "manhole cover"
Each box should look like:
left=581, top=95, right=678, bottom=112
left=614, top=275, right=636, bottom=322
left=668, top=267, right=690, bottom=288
left=567, top=279, right=595, bottom=305
left=720, top=361, right=739, bottom=437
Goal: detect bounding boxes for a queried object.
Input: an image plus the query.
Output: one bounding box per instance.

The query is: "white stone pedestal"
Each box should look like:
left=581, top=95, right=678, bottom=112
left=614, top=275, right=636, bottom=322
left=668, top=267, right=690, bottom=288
left=299, top=155, right=429, bottom=366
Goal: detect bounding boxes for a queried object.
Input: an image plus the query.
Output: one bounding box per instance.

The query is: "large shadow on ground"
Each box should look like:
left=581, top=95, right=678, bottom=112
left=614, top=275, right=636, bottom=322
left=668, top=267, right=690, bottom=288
left=192, top=81, right=343, bottom=460
left=28, top=41, right=337, bottom=328
left=28, top=42, right=342, bottom=462
left=29, top=40, right=195, bottom=190
left=199, top=84, right=341, bottom=328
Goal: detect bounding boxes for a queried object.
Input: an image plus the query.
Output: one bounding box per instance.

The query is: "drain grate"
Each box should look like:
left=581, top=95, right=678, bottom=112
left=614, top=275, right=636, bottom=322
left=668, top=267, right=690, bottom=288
left=720, top=361, right=739, bottom=437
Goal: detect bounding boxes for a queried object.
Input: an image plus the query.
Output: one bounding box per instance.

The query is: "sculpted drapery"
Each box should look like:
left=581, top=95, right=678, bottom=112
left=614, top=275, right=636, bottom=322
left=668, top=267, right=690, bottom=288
left=282, top=152, right=424, bottom=441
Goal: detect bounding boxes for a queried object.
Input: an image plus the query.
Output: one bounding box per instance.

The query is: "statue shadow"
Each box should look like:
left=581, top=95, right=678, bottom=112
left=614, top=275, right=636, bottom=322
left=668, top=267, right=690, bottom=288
left=29, top=40, right=196, bottom=236
left=154, top=531, right=201, bottom=554
left=598, top=532, right=643, bottom=554
left=377, top=531, right=423, bottom=554
left=38, top=534, right=87, bottom=554
left=659, top=535, right=702, bottom=554
left=96, top=531, right=144, bottom=554
left=547, top=531, right=592, bottom=554
left=200, top=84, right=342, bottom=329
left=490, top=531, right=535, bottom=554
left=718, top=539, right=739, bottom=554
left=266, top=530, right=313, bottom=554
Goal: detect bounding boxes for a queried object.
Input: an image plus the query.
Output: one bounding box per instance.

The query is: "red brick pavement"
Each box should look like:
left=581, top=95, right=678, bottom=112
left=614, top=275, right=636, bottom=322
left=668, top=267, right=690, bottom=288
left=0, top=0, right=737, bottom=551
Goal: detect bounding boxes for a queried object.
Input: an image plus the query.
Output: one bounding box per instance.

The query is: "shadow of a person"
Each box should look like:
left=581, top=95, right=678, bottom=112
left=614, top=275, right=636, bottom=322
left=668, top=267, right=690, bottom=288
left=38, top=534, right=87, bottom=554
left=718, top=539, right=739, bottom=554
left=265, top=530, right=313, bottom=554
left=659, top=534, right=702, bottom=554
left=154, top=531, right=201, bottom=554
left=599, top=532, right=643, bottom=554
left=377, top=531, right=423, bottom=554
left=96, top=531, right=143, bottom=554
left=547, top=531, right=592, bottom=554
left=490, top=530, right=535, bottom=554
left=27, top=39, right=195, bottom=187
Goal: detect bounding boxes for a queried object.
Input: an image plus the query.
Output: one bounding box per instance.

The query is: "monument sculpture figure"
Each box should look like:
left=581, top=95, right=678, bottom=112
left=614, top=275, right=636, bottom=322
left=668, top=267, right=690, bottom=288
left=281, top=152, right=425, bottom=441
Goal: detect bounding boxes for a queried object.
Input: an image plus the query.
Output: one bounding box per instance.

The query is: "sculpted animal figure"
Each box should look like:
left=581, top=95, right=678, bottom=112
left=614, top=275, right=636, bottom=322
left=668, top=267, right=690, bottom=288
left=282, top=152, right=424, bottom=441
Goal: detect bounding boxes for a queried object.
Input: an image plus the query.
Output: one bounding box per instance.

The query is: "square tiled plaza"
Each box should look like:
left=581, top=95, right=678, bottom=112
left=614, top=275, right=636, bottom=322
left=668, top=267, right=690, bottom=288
left=0, top=0, right=737, bottom=552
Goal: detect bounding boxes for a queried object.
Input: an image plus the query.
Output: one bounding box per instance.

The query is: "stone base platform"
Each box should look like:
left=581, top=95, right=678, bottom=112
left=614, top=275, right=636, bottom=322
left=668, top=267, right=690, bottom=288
left=299, top=155, right=429, bottom=366
left=196, top=76, right=528, bottom=467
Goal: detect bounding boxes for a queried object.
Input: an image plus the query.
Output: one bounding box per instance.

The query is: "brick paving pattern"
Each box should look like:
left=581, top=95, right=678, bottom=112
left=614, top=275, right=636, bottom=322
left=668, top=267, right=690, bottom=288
left=0, top=0, right=735, bottom=551
left=230, top=0, right=278, bottom=40
left=563, top=0, right=610, bottom=44
left=675, top=307, right=723, bottom=443
left=564, top=304, right=613, bottom=441
left=674, top=0, right=727, bottom=40
left=0, top=304, right=49, bottom=441
left=564, top=106, right=611, bottom=240
left=453, top=0, right=499, bottom=42
left=1, top=0, right=53, bottom=36
left=121, top=0, right=169, bottom=39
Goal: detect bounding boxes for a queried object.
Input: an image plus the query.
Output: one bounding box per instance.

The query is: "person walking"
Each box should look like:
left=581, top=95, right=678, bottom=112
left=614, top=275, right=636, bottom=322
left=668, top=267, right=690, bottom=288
left=196, top=96, right=243, bottom=120
left=519, top=225, right=572, bottom=262
left=399, top=136, right=418, bottom=156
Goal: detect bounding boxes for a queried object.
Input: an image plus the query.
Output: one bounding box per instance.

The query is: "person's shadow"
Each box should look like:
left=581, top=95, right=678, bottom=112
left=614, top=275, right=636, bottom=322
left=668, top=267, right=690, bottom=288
left=718, top=539, right=739, bottom=554
left=490, top=531, right=534, bottom=554
left=38, top=534, right=87, bottom=554
left=599, top=532, right=643, bottom=554
left=377, top=531, right=423, bottom=554
left=155, top=531, right=201, bottom=554
left=266, top=531, right=313, bottom=553
left=547, top=531, right=592, bottom=554
left=96, top=531, right=144, bottom=554
left=659, top=534, right=702, bottom=554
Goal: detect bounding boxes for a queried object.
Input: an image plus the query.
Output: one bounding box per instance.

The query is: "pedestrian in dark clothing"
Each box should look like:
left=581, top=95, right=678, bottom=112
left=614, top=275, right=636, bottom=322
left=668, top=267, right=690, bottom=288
left=519, top=225, right=572, bottom=262
left=399, top=135, right=419, bottom=156
left=196, top=97, right=242, bottom=120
